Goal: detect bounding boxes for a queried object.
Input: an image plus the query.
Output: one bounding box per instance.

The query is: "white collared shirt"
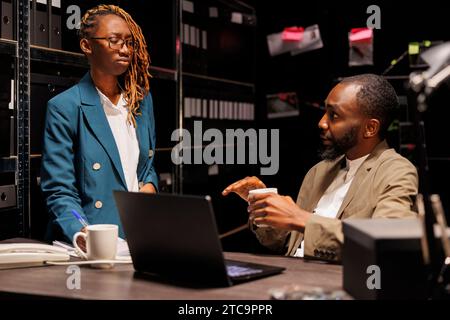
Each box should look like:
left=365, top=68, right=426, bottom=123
left=294, top=154, right=370, bottom=257
left=96, top=88, right=140, bottom=192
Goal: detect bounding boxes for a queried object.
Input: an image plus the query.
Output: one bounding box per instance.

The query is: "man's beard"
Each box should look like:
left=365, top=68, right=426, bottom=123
left=319, top=126, right=359, bottom=161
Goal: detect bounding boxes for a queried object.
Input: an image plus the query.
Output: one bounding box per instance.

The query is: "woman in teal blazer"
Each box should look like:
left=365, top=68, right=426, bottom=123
left=40, top=5, right=158, bottom=241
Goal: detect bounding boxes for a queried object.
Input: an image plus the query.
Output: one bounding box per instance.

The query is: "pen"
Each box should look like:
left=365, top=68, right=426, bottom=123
left=71, top=209, right=89, bottom=228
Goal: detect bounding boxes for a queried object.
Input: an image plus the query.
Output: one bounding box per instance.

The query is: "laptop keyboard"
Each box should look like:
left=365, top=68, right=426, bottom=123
left=226, top=264, right=263, bottom=278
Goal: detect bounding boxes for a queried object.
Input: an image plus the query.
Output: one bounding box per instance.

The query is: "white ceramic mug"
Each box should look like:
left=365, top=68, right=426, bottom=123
left=248, top=188, right=278, bottom=227
left=73, top=224, right=118, bottom=269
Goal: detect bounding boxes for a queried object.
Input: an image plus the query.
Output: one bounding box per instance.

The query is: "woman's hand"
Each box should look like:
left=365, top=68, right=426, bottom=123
left=76, top=227, right=87, bottom=252
left=140, top=183, right=157, bottom=194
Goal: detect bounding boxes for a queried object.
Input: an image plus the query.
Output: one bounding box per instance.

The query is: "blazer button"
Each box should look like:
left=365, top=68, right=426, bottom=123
left=93, top=163, right=101, bottom=170
left=95, top=201, right=103, bottom=209
left=149, top=149, right=154, bottom=158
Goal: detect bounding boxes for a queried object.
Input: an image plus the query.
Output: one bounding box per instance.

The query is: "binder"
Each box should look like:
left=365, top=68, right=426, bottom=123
left=219, top=100, right=224, bottom=119
left=34, top=0, right=49, bottom=47
left=208, top=99, right=213, bottom=119
left=30, top=73, right=77, bottom=154
left=202, top=99, right=207, bottom=118
left=0, top=184, right=15, bottom=209
left=200, top=29, right=208, bottom=74
left=184, top=97, right=191, bottom=118
left=182, top=1, right=208, bottom=75
left=195, top=98, right=201, bottom=118
left=30, top=0, right=34, bottom=43
left=0, top=0, right=13, bottom=40
left=0, top=74, right=10, bottom=105
left=182, top=23, right=192, bottom=72
left=0, top=108, right=13, bottom=157
left=217, top=100, right=221, bottom=119
left=49, top=0, right=61, bottom=49
left=0, top=66, right=13, bottom=156
left=189, top=25, right=197, bottom=72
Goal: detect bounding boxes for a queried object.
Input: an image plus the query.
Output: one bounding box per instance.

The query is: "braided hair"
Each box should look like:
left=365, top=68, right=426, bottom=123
left=78, top=4, right=151, bottom=127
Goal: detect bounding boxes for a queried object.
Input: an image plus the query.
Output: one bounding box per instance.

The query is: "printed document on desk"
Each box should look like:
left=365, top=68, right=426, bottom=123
left=53, top=238, right=131, bottom=260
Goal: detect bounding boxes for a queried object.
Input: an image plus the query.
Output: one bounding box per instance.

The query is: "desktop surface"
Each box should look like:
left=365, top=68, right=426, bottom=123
left=0, top=249, right=346, bottom=300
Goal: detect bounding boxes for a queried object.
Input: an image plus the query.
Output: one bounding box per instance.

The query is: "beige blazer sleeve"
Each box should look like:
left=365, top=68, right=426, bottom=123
left=252, top=225, right=290, bottom=253
left=302, top=155, right=418, bottom=262
left=252, top=165, right=319, bottom=254
left=251, top=142, right=418, bottom=262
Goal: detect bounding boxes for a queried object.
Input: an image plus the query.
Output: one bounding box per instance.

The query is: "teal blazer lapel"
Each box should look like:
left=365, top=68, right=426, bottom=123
left=78, top=73, right=128, bottom=189
left=134, top=107, right=147, bottom=176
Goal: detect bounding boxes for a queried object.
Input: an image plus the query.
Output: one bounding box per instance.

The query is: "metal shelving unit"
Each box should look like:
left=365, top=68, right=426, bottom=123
left=30, top=45, right=88, bottom=68
left=179, top=0, right=257, bottom=199
left=16, top=0, right=31, bottom=237
left=174, top=0, right=183, bottom=194
left=1, top=0, right=255, bottom=238
left=29, top=45, right=178, bottom=81
left=183, top=72, right=255, bottom=88
left=0, top=1, right=182, bottom=238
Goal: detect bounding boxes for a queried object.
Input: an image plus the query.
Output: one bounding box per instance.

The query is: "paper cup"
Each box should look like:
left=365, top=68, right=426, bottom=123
left=248, top=188, right=278, bottom=227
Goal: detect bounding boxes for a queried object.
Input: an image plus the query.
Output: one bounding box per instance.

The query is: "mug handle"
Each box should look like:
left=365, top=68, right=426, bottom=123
left=73, top=232, right=88, bottom=260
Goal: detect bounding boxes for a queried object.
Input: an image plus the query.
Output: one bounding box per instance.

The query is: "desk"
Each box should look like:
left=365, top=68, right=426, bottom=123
left=0, top=248, right=345, bottom=300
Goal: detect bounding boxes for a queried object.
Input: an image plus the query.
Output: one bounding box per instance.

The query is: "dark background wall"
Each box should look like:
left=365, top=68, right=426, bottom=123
left=243, top=0, right=450, bottom=223
left=218, top=0, right=450, bottom=252
left=3, top=0, right=448, bottom=248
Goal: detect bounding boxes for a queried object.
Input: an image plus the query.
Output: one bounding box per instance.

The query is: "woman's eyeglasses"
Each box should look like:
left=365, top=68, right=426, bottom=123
left=89, top=37, right=135, bottom=50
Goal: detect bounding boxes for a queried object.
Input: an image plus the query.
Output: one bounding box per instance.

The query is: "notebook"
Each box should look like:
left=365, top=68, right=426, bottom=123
left=113, top=191, right=285, bottom=287
left=0, top=243, right=70, bottom=269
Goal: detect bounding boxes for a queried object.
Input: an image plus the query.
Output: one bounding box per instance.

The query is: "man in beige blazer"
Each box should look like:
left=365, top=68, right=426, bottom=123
left=222, top=74, right=418, bottom=262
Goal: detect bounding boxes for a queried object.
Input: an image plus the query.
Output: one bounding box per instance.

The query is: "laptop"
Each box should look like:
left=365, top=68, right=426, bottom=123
left=113, top=191, right=285, bottom=287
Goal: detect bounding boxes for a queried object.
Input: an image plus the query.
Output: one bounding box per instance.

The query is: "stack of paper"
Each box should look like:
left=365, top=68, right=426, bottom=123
left=53, top=238, right=131, bottom=261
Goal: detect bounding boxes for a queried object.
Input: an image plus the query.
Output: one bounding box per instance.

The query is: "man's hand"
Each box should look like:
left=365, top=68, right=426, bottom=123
left=140, top=183, right=157, bottom=194
left=247, top=193, right=312, bottom=232
left=222, top=176, right=266, bottom=201
left=77, top=227, right=87, bottom=252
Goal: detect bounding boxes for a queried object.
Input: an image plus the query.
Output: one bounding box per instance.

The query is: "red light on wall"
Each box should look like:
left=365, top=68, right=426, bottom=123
left=282, top=27, right=304, bottom=42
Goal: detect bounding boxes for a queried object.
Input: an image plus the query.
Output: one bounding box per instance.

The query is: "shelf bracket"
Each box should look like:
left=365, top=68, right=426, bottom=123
left=16, top=0, right=31, bottom=237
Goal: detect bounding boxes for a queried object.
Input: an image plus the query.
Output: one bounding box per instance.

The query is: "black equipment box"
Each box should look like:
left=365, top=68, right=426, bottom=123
left=342, top=219, right=447, bottom=299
